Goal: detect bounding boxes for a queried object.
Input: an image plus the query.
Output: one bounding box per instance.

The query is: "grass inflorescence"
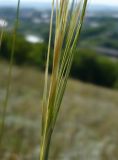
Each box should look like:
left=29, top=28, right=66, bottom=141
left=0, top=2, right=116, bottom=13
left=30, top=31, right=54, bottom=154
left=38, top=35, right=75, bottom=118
left=40, top=0, right=88, bottom=159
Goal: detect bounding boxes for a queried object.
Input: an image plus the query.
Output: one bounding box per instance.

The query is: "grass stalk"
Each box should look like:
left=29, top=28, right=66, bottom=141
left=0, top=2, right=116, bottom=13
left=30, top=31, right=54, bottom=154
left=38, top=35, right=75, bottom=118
left=40, top=0, right=88, bottom=159
left=0, top=0, right=21, bottom=146
left=0, top=26, right=4, bottom=49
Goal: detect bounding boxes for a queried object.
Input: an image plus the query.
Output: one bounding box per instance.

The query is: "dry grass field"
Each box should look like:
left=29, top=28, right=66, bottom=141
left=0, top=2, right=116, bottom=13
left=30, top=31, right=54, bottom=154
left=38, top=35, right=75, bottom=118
left=0, top=60, right=118, bottom=160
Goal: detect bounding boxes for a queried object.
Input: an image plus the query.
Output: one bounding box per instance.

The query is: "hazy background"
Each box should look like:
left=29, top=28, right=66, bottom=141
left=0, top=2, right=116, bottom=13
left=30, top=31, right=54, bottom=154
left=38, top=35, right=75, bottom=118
left=0, top=0, right=118, bottom=160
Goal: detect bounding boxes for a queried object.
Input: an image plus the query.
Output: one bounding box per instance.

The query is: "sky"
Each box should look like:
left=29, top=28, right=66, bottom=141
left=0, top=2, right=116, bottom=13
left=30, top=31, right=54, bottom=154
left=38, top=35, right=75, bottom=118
left=1, top=0, right=118, bottom=7
left=90, top=0, right=118, bottom=6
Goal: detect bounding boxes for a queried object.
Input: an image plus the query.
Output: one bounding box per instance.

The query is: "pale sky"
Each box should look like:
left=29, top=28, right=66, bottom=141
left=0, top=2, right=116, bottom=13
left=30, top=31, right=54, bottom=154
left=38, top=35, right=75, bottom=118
left=90, top=0, right=118, bottom=6
left=1, top=0, right=118, bottom=7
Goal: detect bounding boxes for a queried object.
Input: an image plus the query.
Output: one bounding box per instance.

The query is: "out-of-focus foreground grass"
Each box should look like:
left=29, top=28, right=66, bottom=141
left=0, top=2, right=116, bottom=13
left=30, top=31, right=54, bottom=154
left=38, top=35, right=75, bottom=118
left=0, top=60, right=118, bottom=160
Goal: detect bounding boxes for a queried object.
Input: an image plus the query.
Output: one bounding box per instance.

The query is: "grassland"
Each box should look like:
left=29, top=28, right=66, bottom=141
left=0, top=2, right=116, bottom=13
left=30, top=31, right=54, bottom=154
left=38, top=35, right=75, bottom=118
left=0, top=60, right=118, bottom=160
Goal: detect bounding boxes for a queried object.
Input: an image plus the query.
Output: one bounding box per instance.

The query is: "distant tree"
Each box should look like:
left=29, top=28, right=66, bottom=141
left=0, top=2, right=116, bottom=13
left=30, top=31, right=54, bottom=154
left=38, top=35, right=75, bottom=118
left=71, top=49, right=117, bottom=88
left=0, top=33, right=32, bottom=64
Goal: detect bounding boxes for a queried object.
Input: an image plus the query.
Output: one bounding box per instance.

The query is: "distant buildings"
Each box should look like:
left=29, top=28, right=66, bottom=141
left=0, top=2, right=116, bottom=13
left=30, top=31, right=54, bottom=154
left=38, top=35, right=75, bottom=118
left=0, top=19, right=8, bottom=28
left=25, top=34, right=44, bottom=43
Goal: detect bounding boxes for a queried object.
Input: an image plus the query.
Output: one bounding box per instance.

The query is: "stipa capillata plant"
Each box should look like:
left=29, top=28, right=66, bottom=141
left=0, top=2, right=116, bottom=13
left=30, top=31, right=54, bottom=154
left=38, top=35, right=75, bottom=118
left=40, top=0, right=88, bottom=159
left=0, top=0, right=21, bottom=146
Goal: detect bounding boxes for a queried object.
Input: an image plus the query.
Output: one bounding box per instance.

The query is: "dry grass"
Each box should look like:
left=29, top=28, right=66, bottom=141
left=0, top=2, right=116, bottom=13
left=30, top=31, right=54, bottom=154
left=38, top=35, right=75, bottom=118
left=0, top=61, right=118, bottom=160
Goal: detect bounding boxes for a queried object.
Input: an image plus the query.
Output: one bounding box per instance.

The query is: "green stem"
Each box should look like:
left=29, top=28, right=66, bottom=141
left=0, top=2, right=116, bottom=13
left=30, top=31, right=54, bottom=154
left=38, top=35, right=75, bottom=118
left=40, top=117, right=53, bottom=160
left=0, top=0, right=20, bottom=147
left=0, top=26, right=4, bottom=49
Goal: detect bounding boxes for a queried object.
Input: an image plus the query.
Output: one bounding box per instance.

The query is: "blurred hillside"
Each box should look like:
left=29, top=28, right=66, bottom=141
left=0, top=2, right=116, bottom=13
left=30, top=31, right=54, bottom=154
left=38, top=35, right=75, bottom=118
left=0, top=6, right=118, bottom=57
left=0, top=61, right=118, bottom=160
left=0, top=6, right=118, bottom=90
left=0, top=5, right=118, bottom=160
left=0, top=33, right=118, bottom=90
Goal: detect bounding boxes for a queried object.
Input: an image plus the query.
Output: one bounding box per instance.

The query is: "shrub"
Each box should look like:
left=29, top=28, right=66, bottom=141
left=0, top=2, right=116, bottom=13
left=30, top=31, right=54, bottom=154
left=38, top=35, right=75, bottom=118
left=0, top=33, right=32, bottom=64
left=71, top=49, right=118, bottom=88
left=28, top=43, right=48, bottom=69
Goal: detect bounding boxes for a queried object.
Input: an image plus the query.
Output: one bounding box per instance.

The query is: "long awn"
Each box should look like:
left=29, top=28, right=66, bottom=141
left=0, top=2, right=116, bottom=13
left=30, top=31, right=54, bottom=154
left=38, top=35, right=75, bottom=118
left=40, top=0, right=88, bottom=159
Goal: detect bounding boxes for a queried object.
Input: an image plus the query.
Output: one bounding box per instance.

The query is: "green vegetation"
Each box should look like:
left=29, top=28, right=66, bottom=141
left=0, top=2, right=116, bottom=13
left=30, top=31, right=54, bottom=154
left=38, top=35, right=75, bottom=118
left=1, top=33, right=32, bottom=64
left=1, top=33, right=118, bottom=90
left=71, top=49, right=118, bottom=88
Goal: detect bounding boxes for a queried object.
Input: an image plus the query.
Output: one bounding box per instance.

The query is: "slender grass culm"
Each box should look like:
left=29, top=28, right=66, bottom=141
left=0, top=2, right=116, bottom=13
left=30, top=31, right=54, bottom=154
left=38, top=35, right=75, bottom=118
left=0, top=25, right=4, bottom=49
left=40, top=0, right=88, bottom=159
left=0, top=0, right=21, bottom=147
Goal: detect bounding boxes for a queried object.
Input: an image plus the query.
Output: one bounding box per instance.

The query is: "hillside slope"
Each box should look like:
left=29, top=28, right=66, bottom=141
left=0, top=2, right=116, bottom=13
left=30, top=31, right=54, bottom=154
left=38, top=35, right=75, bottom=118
left=0, top=61, right=118, bottom=160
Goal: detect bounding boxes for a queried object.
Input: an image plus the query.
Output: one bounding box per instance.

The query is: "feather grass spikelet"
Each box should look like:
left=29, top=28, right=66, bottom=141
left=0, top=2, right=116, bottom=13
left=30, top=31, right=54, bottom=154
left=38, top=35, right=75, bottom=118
left=40, top=0, right=88, bottom=159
